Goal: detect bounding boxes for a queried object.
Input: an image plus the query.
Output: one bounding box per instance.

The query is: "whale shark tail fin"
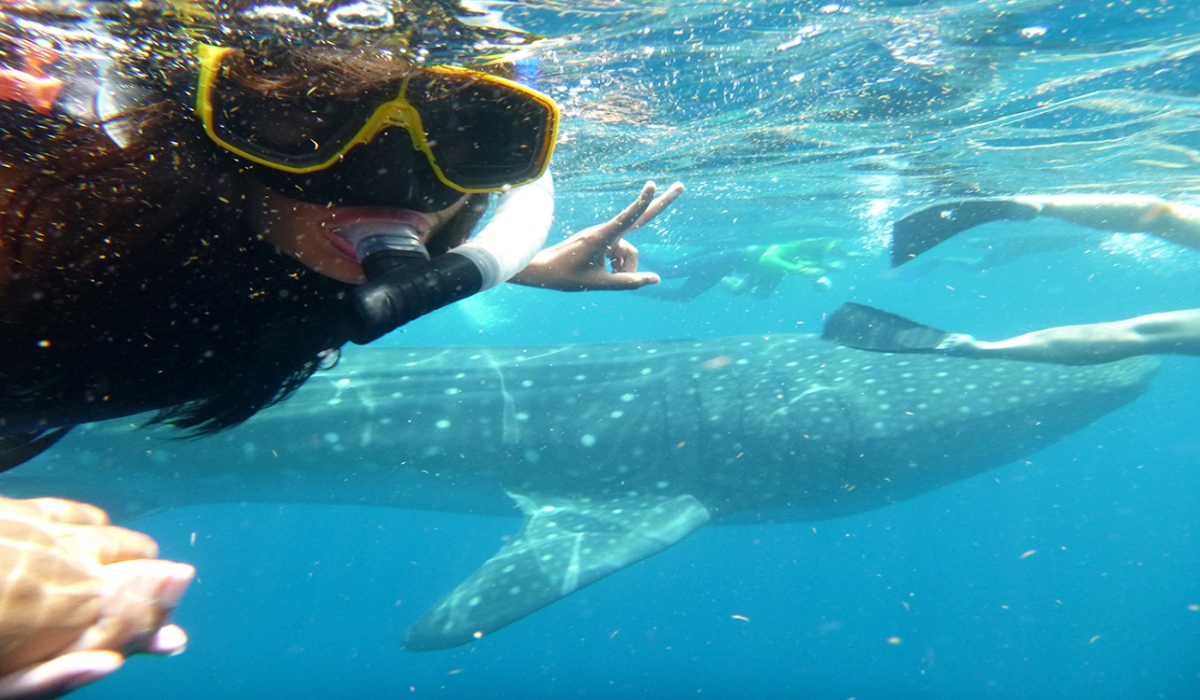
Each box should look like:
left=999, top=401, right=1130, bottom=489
left=891, top=197, right=1041, bottom=267
left=403, top=491, right=711, bottom=651
left=823, top=303, right=950, bottom=354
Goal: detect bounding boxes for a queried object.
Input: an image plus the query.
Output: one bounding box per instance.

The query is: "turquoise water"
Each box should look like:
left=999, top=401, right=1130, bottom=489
left=69, top=1, right=1200, bottom=698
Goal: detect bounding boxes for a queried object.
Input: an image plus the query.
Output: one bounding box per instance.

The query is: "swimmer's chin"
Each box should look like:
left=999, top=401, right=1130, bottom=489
left=311, top=261, right=366, bottom=285
left=283, top=246, right=366, bottom=285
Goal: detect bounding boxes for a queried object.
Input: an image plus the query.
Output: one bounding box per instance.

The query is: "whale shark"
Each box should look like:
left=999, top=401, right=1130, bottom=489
left=0, top=334, right=1155, bottom=650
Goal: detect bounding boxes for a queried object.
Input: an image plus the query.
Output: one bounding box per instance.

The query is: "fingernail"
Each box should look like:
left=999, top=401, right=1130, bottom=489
left=159, top=563, right=196, bottom=609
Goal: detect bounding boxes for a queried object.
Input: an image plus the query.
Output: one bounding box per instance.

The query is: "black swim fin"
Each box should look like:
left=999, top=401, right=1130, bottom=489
left=0, top=426, right=73, bottom=473
left=822, top=302, right=949, bottom=354
left=891, top=197, right=1041, bottom=267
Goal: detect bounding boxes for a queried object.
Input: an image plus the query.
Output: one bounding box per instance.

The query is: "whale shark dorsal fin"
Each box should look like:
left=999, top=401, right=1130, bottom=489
left=403, top=492, right=711, bottom=651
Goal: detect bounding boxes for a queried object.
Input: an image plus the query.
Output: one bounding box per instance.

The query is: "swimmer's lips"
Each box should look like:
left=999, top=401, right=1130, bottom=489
left=320, top=207, right=438, bottom=263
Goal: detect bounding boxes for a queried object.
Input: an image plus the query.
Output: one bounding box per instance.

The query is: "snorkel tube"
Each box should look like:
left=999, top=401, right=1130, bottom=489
left=342, top=226, right=481, bottom=345
left=346, top=171, right=554, bottom=344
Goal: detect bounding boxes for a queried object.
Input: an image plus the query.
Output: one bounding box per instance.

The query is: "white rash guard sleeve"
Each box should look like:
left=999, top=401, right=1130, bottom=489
left=451, top=170, right=555, bottom=290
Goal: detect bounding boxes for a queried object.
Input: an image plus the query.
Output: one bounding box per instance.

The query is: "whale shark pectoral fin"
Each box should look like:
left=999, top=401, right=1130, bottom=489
left=403, top=492, right=711, bottom=651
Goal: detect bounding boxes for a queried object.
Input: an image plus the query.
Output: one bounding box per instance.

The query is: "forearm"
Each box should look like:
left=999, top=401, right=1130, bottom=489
left=453, top=172, right=554, bottom=289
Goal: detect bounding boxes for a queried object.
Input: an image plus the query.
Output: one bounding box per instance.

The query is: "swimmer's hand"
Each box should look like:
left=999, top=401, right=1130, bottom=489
left=513, top=181, right=684, bottom=291
left=0, top=495, right=194, bottom=700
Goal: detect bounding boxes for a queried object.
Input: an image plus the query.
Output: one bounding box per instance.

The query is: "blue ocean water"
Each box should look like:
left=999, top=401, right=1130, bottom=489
left=55, top=1, right=1200, bottom=698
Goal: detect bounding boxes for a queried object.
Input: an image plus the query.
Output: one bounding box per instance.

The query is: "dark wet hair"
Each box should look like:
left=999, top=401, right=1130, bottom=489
left=0, top=38, right=501, bottom=439
left=0, top=80, right=355, bottom=436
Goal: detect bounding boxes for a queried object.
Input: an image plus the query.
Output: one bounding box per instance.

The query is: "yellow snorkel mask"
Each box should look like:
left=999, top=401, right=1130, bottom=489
left=193, top=42, right=559, bottom=193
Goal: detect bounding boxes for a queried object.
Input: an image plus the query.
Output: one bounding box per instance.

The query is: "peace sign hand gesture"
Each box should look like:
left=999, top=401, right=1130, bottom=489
left=514, top=181, right=684, bottom=292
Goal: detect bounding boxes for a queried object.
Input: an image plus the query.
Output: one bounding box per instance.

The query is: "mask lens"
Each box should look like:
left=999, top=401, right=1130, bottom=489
left=197, top=45, right=556, bottom=188
left=253, top=128, right=466, bottom=212
left=406, top=72, right=554, bottom=189
left=207, top=70, right=397, bottom=169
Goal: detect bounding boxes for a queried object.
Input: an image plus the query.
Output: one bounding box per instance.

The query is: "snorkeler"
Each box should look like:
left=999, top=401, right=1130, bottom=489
left=0, top=1, right=680, bottom=693
left=639, top=238, right=862, bottom=302
left=822, top=302, right=1200, bottom=365
left=890, top=194, right=1200, bottom=266
left=0, top=0, right=679, bottom=460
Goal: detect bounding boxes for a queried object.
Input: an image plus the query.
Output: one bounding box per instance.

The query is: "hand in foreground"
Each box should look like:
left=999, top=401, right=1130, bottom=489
left=513, top=180, right=684, bottom=291
left=0, top=495, right=194, bottom=700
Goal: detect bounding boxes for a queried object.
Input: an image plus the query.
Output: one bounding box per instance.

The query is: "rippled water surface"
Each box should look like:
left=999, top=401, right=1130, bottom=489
left=529, top=1, right=1200, bottom=242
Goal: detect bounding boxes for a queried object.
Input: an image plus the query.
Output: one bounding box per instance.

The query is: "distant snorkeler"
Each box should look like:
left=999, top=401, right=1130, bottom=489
left=823, top=302, right=1200, bottom=365
left=0, top=0, right=681, bottom=464
left=639, top=238, right=868, bottom=302
left=889, top=194, right=1200, bottom=267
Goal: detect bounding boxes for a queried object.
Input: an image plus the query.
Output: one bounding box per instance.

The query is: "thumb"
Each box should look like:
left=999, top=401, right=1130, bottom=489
left=603, top=272, right=661, bottom=290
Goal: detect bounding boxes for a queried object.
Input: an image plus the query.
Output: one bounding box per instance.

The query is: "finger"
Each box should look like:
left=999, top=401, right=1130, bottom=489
left=22, top=499, right=110, bottom=527
left=607, top=240, right=640, bottom=273
left=69, top=560, right=193, bottom=655
left=0, top=650, right=124, bottom=700
left=585, top=272, right=661, bottom=291
left=631, top=181, right=684, bottom=230
left=0, top=497, right=41, bottom=521
left=0, top=498, right=84, bottom=525
left=70, top=525, right=159, bottom=565
left=155, top=563, right=195, bottom=612
left=593, top=182, right=656, bottom=245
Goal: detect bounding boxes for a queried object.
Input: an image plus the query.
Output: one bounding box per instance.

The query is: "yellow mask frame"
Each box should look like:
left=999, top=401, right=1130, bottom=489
left=193, top=43, right=560, bottom=193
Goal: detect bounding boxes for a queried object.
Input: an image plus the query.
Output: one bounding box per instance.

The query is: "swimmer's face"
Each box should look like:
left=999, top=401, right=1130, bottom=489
left=250, top=182, right=468, bottom=284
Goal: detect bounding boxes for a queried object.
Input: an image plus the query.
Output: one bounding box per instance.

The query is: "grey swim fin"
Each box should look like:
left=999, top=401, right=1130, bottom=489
left=822, top=303, right=949, bottom=354
left=891, top=197, right=1040, bottom=267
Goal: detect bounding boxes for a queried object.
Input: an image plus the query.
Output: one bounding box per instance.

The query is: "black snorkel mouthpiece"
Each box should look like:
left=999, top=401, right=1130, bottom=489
left=343, top=222, right=430, bottom=278
left=342, top=224, right=483, bottom=345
